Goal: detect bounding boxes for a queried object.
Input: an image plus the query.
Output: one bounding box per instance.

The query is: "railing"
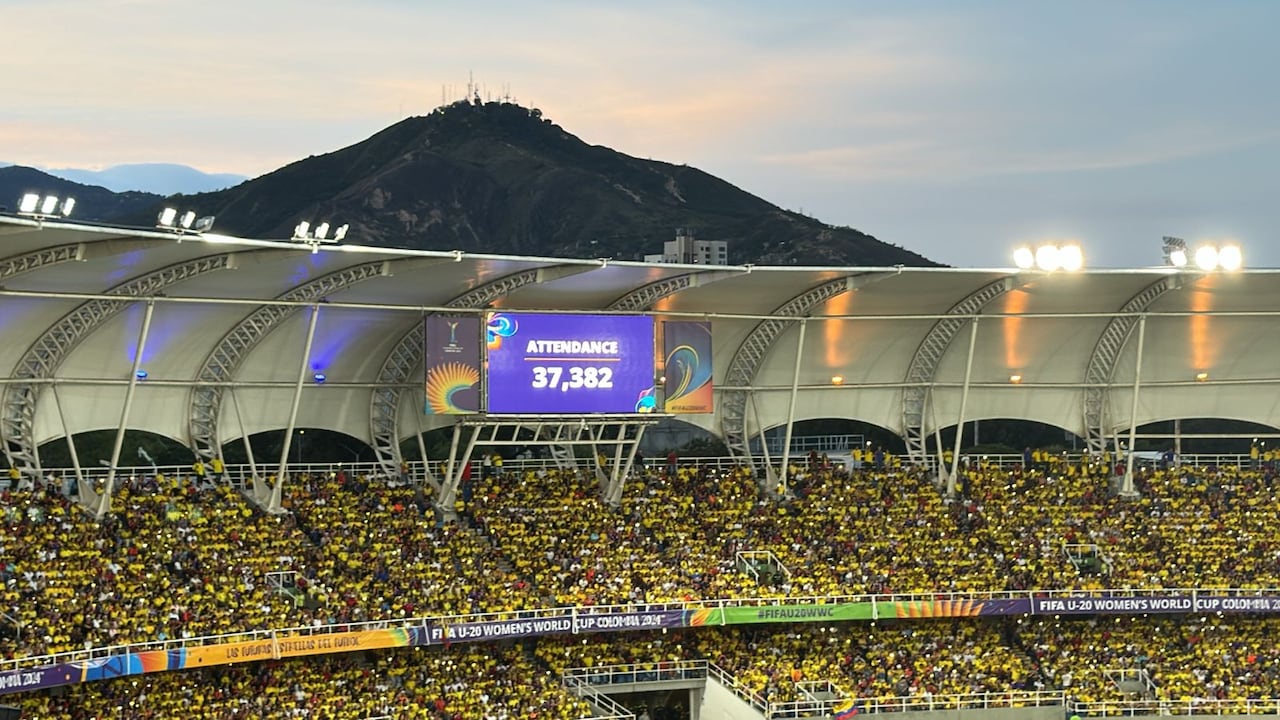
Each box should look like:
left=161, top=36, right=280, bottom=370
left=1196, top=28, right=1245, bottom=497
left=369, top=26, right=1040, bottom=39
left=736, top=550, right=792, bottom=582
left=563, top=660, right=710, bottom=687
left=1104, top=667, right=1156, bottom=698
left=1069, top=697, right=1280, bottom=716
left=43, top=451, right=1260, bottom=490
left=9, top=587, right=1280, bottom=675
left=752, top=434, right=867, bottom=456
left=563, top=670, right=637, bottom=719
left=768, top=690, right=1065, bottom=718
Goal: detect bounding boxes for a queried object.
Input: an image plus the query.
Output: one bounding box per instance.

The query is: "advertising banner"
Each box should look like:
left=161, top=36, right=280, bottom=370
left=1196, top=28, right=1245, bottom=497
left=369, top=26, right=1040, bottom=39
left=1030, top=594, right=1280, bottom=615
left=423, top=315, right=481, bottom=414
left=882, top=598, right=1032, bottom=619
left=696, top=603, right=875, bottom=626
left=662, top=321, right=713, bottom=414
left=0, top=663, right=82, bottom=694
left=427, top=610, right=686, bottom=644
left=485, top=313, right=656, bottom=414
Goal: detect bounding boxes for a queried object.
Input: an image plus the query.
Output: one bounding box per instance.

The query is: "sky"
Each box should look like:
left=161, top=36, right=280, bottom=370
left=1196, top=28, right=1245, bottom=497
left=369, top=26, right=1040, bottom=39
left=3, top=0, right=1278, bottom=269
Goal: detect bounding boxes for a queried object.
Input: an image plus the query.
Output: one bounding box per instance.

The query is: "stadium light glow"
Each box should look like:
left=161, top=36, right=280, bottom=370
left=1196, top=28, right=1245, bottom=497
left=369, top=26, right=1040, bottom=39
left=1195, top=371, right=1209, bottom=382
left=1012, top=247, right=1035, bottom=270
left=292, top=219, right=347, bottom=254
left=1013, top=242, right=1084, bottom=272
left=1194, top=245, right=1219, bottom=272
left=1218, top=245, right=1243, bottom=271
left=313, top=372, right=327, bottom=384
left=135, top=369, right=149, bottom=380
left=16, top=193, right=76, bottom=219
left=1009, top=374, right=1023, bottom=384
left=831, top=375, right=844, bottom=385
left=1165, top=236, right=1243, bottom=272
left=157, top=207, right=215, bottom=236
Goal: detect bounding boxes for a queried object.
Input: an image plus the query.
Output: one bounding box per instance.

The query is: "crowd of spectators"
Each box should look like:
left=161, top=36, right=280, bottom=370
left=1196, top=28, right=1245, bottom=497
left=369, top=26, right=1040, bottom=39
left=0, top=479, right=313, bottom=660
left=12, top=644, right=592, bottom=719
left=8, top=454, right=1280, bottom=713
left=288, top=473, right=545, bottom=620
left=1022, top=615, right=1280, bottom=706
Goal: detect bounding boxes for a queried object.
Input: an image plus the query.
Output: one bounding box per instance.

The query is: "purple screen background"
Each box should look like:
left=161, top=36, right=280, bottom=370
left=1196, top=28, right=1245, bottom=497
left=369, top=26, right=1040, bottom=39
left=486, top=313, right=655, bottom=413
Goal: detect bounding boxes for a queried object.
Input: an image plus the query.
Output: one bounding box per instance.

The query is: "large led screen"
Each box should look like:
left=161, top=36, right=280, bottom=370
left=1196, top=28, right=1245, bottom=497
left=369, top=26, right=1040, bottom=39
left=485, top=312, right=656, bottom=414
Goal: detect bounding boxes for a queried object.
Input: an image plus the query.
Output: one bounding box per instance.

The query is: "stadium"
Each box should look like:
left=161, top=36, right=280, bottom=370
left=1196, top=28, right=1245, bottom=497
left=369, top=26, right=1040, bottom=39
left=2, top=205, right=1280, bottom=719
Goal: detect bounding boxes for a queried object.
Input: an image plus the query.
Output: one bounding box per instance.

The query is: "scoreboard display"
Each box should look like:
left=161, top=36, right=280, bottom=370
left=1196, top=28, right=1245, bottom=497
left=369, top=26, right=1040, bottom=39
left=485, top=312, right=656, bottom=414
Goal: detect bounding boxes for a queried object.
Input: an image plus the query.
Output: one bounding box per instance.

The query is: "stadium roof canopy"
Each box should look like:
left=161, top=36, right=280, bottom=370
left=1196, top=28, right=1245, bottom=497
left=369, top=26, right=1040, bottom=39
left=1, top=214, right=1278, bottom=478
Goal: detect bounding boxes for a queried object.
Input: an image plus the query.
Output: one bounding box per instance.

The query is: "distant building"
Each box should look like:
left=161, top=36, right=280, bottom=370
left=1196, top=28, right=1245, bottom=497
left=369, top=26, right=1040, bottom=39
left=644, top=228, right=728, bottom=265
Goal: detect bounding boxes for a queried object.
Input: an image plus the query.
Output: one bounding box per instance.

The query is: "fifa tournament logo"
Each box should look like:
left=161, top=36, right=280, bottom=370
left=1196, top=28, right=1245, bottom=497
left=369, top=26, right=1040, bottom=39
left=443, top=319, right=463, bottom=353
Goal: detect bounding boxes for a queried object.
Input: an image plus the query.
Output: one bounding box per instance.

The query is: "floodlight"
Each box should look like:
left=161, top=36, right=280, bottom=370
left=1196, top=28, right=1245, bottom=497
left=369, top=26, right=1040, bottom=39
left=1168, top=248, right=1188, bottom=268
left=1218, top=245, right=1243, bottom=271
left=18, top=194, right=40, bottom=213
left=1009, top=374, right=1023, bottom=384
left=1012, top=247, right=1034, bottom=270
left=1058, top=245, right=1084, bottom=272
left=1034, top=245, right=1061, bottom=272
left=314, top=222, right=330, bottom=240
left=333, top=224, right=349, bottom=241
left=294, top=221, right=310, bottom=239
left=158, top=208, right=178, bottom=227
left=831, top=375, right=844, bottom=385
left=179, top=211, right=196, bottom=229
left=1195, top=371, right=1209, bottom=382
left=1193, top=245, right=1219, bottom=272
left=193, top=216, right=216, bottom=233
left=60, top=197, right=75, bottom=216
left=39, top=196, right=58, bottom=215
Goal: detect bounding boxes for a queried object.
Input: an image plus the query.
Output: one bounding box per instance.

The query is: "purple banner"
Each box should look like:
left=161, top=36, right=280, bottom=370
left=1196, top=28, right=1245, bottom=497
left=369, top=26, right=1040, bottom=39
left=427, top=610, right=685, bottom=644
left=423, top=315, right=481, bottom=414
left=485, top=313, right=656, bottom=414
left=0, top=662, right=82, bottom=695
left=1031, top=594, right=1280, bottom=615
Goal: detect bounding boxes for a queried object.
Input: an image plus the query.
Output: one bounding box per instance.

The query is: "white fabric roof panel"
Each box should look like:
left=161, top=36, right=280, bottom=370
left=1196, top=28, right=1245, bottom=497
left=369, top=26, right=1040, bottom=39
left=2, top=215, right=1279, bottom=463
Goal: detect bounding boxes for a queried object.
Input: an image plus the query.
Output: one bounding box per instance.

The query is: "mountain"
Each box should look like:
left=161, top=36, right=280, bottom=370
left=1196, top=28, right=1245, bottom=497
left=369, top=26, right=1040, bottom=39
left=166, top=101, right=938, bottom=267
left=0, top=166, right=161, bottom=220
left=45, top=163, right=247, bottom=195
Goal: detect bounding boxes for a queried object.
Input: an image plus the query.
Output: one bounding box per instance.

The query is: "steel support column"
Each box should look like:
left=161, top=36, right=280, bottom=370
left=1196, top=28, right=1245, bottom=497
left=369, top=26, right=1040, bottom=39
left=1121, top=315, right=1148, bottom=498
left=99, top=300, right=155, bottom=518
left=604, top=426, right=646, bottom=506
left=229, top=388, right=257, bottom=487
left=50, top=385, right=84, bottom=492
left=947, top=318, right=980, bottom=497
left=777, top=319, right=807, bottom=495
left=270, top=305, right=320, bottom=513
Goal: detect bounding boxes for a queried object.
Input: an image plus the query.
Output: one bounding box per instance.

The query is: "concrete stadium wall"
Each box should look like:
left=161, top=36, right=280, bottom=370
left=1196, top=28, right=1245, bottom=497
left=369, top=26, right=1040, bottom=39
left=701, top=676, right=765, bottom=720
